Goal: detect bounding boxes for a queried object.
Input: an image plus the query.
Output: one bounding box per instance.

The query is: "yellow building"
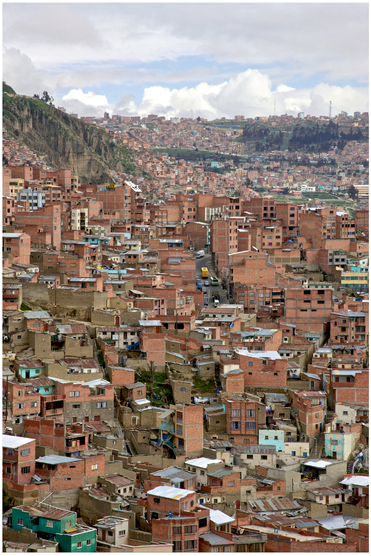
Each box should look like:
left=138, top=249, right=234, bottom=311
left=9, top=179, right=24, bottom=198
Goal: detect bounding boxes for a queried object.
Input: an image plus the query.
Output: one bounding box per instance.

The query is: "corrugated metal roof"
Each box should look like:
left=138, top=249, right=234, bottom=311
left=246, top=498, right=302, bottom=513
left=186, top=457, right=223, bottom=469
left=200, top=533, right=233, bottom=545
left=304, top=459, right=334, bottom=468
left=340, top=475, right=369, bottom=487
left=15, top=504, right=75, bottom=520
left=104, top=475, right=133, bottom=486
left=3, top=435, right=34, bottom=449
left=35, top=456, right=82, bottom=465
left=147, top=485, right=193, bottom=499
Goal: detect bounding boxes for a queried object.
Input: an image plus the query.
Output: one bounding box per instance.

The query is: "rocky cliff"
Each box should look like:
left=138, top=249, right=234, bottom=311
left=3, top=91, right=139, bottom=184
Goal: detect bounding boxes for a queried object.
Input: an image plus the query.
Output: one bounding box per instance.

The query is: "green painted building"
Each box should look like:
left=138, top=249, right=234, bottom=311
left=11, top=504, right=96, bottom=552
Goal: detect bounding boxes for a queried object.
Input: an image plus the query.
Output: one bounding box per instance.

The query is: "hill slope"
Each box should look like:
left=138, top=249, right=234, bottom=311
left=3, top=91, right=139, bottom=184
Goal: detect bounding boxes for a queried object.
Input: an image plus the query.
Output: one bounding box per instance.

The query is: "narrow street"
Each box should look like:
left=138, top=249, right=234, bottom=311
left=195, top=253, right=228, bottom=307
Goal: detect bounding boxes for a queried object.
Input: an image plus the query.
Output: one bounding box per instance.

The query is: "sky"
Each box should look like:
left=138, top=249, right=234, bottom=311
left=2, top=2, right=369, bottom=120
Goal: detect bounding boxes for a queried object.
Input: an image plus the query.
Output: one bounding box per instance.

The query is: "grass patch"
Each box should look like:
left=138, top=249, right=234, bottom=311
left=193, top=375, right=215, bottom=392
left=21, top=302, right=32, bottom=311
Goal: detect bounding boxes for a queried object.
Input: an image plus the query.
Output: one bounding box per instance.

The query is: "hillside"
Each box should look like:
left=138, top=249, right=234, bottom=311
left=3, top=90, right=139, bottom=184
left=241, top=119, right=367, bottom=153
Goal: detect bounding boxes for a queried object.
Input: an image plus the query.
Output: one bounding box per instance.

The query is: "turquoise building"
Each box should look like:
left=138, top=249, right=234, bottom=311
left=15, top=360, right=45, bottom=380
left=259, top=430, right=285, bottom=452
left=11, top=505, right=96, bottom=552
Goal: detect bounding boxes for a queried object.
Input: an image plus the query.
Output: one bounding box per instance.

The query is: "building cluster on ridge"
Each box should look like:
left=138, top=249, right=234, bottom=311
left=2, top=111, right=369, bottom=553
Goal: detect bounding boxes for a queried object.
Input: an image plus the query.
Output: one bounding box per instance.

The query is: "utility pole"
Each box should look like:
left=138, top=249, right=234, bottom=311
left=329, top=100, right=332, bottom=119
left=54, top=280, right=57, bottom=315
left=149, top=360, right=155, bottom=403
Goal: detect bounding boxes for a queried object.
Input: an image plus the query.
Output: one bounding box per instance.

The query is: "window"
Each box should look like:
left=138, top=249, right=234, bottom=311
left=21, top=449, right=30, bottom=456
left=6, top=466, right=11, bottom=473
left=184, top=525, right=197, bottom=534
left=46, top=520, right=53, bottom=528
left=231, top=421, right=241, bottom=430
left=199, top=517, right=207, bottom=528
left=77, top=542, right=82, bottom=549
left=231, top=408, right=241, bottom=417
left=97, top=401, right=107, bottom=408
left=248, top=361, right=253, bottom=367
left=119, top=530, right=126, bottom=536
left=17, top=403, right=24, bottom=409
left=261, top=455, right=267, bottom=460
left=173, top=541, right=182, bottom=552
left=31, top=402, right=37, bottom=408
left=72, top=404, right=80, bottom=409
left=246, top=409, right=255, bottom=417
left=91, top=464, right=98, bottom=471
left=200, top=470, right=205, bottom=475
left=6, top=449, right=13, bottom=456
left=17, top=390, right=22, bottom=397
left=228, top=481, right=235, bottom=486
left=69, top=391, right=80, bottom=397
left=153, top=497, right=161, bottom=504
left=223, top=547, right=231, bottom=552
left=87, top=540, right=91, bottom=546
left=173, top=526, right=182, bottom=535
left=184, top=540, right=196, bottom=550
left=151, top=512, right=159, bottom=520
left=18, top=519, right=23, bottom=525
left=245, top=422, right=255, bottom=430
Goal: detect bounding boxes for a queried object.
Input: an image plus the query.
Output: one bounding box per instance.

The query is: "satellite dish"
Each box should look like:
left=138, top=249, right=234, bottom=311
left=169, top=511, right=173, bottom=517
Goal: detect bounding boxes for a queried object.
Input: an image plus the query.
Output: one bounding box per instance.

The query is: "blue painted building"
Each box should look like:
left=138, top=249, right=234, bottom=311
left=259, top=430, right=285, bottom=452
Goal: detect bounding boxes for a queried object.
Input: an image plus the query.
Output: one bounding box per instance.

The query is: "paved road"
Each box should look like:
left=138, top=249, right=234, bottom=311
left=195, top=254, right=228, bottom=307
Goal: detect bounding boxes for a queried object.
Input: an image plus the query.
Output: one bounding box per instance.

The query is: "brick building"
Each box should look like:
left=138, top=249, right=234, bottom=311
left=3, top=435, right=36, bottom=486
left=329, top=310, right=368, bottom=345
left=170, top=404, right=204, bottom=456
left=13, top=204, right=62, bottom=250
left=3, top=379, right=40, bottom=425
left=147, top=485, right=197, bottom=522
left=291, top=391, right=327, bottom=438
left=211, top=217, right=245, bottom=274
left=236, top=350, right=288, bottom=389
left=3, top=232, right=31, bottom=264
left=284, top=287, right=333, bottom=333
left=224, top=397, right=259, bottom=445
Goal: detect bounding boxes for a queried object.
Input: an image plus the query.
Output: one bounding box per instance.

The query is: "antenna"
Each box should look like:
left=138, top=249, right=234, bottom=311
left=329, top=101, right=332, bottom=119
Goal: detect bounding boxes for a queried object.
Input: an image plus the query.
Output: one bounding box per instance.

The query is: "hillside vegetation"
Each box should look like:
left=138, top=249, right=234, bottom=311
left=3, top=89, right=139, bottom=184
left=241, top=120, right=367, bottom=153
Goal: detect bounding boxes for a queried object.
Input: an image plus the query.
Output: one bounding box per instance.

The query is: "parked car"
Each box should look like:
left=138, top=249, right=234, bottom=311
left=205, top=281, right=210, bottom=286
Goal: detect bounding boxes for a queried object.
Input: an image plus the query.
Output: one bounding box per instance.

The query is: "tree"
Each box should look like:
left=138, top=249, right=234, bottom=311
left=41, top=91, right=54, bottom=106
left=245, top=177, right=253, bottom=187
left=348, top=184, right=359, bottom=200
left=33, top=93, right=39, bottom=99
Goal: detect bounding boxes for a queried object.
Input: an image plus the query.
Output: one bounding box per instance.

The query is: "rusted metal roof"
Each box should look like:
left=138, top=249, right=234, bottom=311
left=16, top=504, right=75, bottom=520
left=245, top=498, right=302, bottom=513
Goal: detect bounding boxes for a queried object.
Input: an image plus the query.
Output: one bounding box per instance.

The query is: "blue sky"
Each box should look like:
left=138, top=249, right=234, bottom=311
left=3, top=2, right=369, bottom=119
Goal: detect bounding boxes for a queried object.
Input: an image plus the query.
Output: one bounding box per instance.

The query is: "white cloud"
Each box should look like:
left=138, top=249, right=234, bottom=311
left=62, top=89, right=110, bottom=109
left=111, top=70, right=368, bottom=120
left=276, top=85, right=296, bottom=93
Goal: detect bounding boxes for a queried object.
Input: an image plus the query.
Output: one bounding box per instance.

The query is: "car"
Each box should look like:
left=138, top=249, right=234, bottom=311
left=205, top=281, right=210, bottom=286
left=202, top=287, right=207, bottom=293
